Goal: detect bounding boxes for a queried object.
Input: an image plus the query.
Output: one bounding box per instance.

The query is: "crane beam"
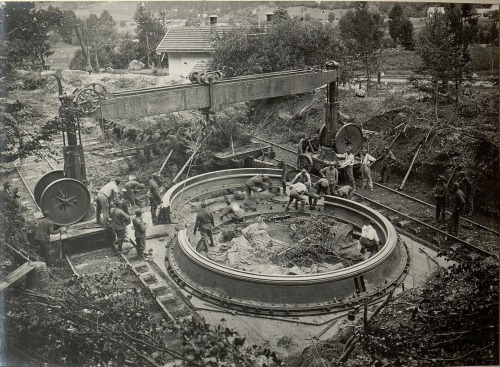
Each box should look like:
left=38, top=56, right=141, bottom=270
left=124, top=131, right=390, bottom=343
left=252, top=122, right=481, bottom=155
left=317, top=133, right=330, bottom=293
left=100, top=69, right=338, bottom=120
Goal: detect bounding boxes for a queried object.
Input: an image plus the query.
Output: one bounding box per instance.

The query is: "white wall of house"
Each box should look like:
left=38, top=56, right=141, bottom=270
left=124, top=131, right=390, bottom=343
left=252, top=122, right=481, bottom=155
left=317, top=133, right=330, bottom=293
left=167, top=52, right=211, bottom=77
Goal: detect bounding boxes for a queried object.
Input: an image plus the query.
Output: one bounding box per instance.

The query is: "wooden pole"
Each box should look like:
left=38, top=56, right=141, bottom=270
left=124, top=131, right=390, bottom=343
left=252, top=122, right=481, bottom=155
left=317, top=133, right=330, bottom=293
left=399, top=144, right=422, bottom=191
left=172, top=145, right=202, bottom=184
left=158, top=149, right=173, bottom=175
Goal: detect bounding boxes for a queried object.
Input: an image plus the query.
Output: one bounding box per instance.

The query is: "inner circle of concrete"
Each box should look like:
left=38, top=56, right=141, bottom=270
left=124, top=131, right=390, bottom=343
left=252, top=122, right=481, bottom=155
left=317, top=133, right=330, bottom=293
left=163, top=168, right=409, bottom=315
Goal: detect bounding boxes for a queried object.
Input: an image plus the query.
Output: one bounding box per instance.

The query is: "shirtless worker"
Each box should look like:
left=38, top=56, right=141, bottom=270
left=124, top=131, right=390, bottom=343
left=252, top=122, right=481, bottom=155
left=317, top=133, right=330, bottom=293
left=245, top=174, right=270, bottom=203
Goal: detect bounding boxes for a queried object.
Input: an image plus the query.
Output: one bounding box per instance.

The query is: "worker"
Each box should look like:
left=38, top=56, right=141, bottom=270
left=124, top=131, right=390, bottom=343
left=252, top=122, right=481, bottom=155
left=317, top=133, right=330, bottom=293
left=360, top=220, right=380, bottom=253
left=291, top=169, right=312, bottom=189
left=148, top=174, right=162, bottom=223
left=96, top=178, right=121, bottom=227
left=35, top=211, right=66, bottom=265
left=449, top=182, right=465, bottom=236
left=285, top=182, right=308, bottom=212
left=310, top=178, right=329, bottom=209
left=124, top=179, right=144, bottom=208
left=109, top=200, right=130, bottom=253
left=378, top=147, right=396, bottom=184
left=337, top=185, right=354, bottom=200
left=360, top=148, right=377, bottom=191
left=132, top=209, right=147, bottom=260
left=7, top=187, right=22, bottom=211
left=194, top=202, right=215, bottom=252
left=220, top=198, right=245, bottom=223
left=434, top=175, right=448, bottom=226
left=462, top=174, right=474, bottom=217
left=0, top=182, right=11, bottom=211
left=278, top=160, right=288, bottom=195
left=335, top=146, right=356, bottom=190
left=245, top=174, right=269, bottom=203
left=309, top=133, right=320, bottom=153
left=319, top=162, right=339, bottom=195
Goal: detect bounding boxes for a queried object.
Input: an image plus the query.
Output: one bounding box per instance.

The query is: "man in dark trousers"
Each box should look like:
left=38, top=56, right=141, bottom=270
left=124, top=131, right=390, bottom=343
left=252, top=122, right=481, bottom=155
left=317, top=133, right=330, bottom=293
left=245, top=174, right=269, bottom=203
left=109, top=200, right=130, bottom=253
left=124, top=179, right=144, bottom=208
left=434, top=175, right=448, bottom=226
left=35, top=211, right=66, bottom=265
left=132, top=209, right=147, bottom=260
left=309, top=178, right=329, bottom=209
left=194, top=202, right=215, bottom=252
left=148, top=174, right=162, bottom=223
left=462, top=174, right=475, bottom=217
left=378, top=147, right=396, bottom=184
left=96, top=178, right=121, bottom=226
left=449, top=182, right=465, bottom=236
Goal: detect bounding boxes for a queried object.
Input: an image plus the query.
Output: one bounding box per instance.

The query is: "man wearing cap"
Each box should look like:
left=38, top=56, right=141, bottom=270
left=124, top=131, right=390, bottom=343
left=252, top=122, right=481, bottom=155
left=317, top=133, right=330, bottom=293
left=449, top=182, right=465, bottom=236
left=291, top=169, right=312, bottom=189
left=124, top=179, right=144, bottom=209
left=109, top=200, right=130, bottom=253
left=337, top=185, right=354, bottom=200
left=245, top=174, right=269, bottom=203
left=35, top=211, right=66, bottom=265
left=194, top=202, right=215, bottom=252
left=310, top=178, right=329, bottom=209
left=285, top=182, right=308, bottom=212
left=378, top=147, right=396, bottom=184
left=220, top=198, right=245, bottom=223
left=96, top=179, right=121, bottom=227
left=148, top=174, right=162, bottom=223
left=360, top=148, right=377, bottom=191
left=132, top=209, right=147, bottom=260
left=335, top=147, right=356, bottom=190
left=319, top=162, right=338, bottom=195
left=434, top=176, right=448, bottom=226
left=462, top=174, right=475, bottom=217
left=360, top=220, right=380, bottom=254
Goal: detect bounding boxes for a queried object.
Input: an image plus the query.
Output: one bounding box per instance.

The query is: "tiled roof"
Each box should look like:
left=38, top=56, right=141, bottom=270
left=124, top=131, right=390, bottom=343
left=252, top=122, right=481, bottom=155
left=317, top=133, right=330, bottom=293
left=156, top=26, right=227, bottom=53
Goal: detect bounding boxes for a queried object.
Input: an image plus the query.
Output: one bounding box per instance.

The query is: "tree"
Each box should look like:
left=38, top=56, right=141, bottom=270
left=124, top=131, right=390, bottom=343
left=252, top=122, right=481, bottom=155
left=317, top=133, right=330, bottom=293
left=399, top=18, right=415, bottom=50
left=133, top=4, right=165, bottom=68
left=328, top=11, right=335, bottom=23
left=0, top=2, right=62, bottom=73
left=388, top=3, right=404, bottom=43
left=58, top=10, right=80, bottom=44
left=338, top=2, right=385, bottom=90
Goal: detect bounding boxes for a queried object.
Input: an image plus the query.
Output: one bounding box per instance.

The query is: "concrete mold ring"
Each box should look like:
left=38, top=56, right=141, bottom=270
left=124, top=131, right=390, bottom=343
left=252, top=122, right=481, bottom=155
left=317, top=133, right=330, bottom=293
left=163, top=168, right=409, bottom=316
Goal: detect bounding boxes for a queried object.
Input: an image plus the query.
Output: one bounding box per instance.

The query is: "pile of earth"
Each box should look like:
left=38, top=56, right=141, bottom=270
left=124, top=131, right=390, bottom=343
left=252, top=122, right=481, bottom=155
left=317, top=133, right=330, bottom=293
left=208, top=216, right=366, bottom=275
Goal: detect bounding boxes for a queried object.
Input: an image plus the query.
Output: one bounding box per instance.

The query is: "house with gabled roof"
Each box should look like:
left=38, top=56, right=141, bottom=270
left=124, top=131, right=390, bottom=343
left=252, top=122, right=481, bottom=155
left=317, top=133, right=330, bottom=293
left=427, top=6, right=445, bottom=17
left=156, top=15, right=226, bottom=78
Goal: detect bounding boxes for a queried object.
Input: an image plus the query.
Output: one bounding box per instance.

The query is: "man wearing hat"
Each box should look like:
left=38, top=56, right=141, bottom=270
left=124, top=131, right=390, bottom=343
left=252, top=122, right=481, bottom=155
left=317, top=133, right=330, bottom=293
left=335, top=146, right=356, bottom=190
left=132, top=209, right=147, bottom=260
left=124, top=179, right=144, bottom=209
left=309, top=178, right=329, bottom=209
left=291, top=169, right=312, bottom=189
left=194, top=202, right=215, bottom=252
left=360, top=148, right=377, bottom=191
left=378, top=147, right=396, bottom=184
left=245, top=174, right=270, bottom=203
left=35, top=211, right=66, bottom=265
left=109, top=200, right=130, bottom=253
left=319, top=162, right=338, bottom=195
left=434, top=175, right=448, bottom=226
left=96, top=178, right=121, bottom=227
left=148, top=173, right=162, bottom=223
left=449, top=182, right=465, bottom=236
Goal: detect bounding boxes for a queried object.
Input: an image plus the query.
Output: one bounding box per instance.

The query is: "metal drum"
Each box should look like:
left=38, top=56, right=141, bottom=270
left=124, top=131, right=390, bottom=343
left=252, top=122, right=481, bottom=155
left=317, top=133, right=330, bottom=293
left=39, top=178, right=91, bottom=226
left=34, top=170, right=64, bottom=206
left=334, top=123, right=363, bottom=154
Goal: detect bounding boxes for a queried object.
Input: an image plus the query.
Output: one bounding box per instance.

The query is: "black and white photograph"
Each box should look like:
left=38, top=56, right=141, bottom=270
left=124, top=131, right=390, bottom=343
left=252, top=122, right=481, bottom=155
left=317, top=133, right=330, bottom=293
left=0, top=1, right=498, bottom=366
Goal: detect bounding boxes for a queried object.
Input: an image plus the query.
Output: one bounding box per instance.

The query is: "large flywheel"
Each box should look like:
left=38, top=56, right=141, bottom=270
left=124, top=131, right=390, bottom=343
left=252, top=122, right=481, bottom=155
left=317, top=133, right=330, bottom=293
left=75, top=83, right=109, bottom=114
left=334, top=124, right=363, bottom=154
left=297, top=154, right=314, bottom=172
left=34, top=170, right=65, bottom=206
left=39, top=178, right=91, bottom=226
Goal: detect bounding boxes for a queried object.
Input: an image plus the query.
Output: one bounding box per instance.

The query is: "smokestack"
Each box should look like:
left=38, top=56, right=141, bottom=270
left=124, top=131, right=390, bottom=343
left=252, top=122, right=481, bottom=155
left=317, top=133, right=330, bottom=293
left=209, top=15, right=217, bottom=40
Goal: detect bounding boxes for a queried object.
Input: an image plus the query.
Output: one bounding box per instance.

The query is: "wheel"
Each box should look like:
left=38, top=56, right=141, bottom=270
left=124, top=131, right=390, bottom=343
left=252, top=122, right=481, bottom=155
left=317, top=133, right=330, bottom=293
left=334, top=123, right=363, bottom=154
left=34, top=170, right=64, bottom=206
left=75, top=87, right=103, bottom=114
left=40, top=178, right=91, bottom=226
left=189, top=71, right=199, bottom=84
left=89, top=83, right=108, bottom=96
left=298, top=154, right=314, bottom=172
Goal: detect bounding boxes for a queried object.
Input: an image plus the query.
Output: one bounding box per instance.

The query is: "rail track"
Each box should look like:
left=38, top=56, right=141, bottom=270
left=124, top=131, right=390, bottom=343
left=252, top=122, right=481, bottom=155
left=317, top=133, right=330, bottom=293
left=252, top=135, right=499, bottom=258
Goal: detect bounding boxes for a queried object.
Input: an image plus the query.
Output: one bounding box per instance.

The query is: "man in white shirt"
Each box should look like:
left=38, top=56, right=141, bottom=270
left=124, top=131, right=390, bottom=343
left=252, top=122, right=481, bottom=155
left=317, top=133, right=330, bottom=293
left=291, top=169, right=312, bottom=189
left=360, top=148, right=377, bottom=191
left=96, top=178, right=121, bottom=227
left=360, top=220, right=380, bottom=253
left=335, top=146, right=356, bottom=191
left=285, top=182, right=308, bottom=212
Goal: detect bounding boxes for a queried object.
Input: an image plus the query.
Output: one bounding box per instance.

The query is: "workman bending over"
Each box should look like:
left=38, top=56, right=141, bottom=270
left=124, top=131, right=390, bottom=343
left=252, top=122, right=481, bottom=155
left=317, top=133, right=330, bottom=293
left=194, top=202, right=215, bottom=252
left=319, top=162, right=338, bottom=195
left=96, top=178, right=121, bottom=227
left=109, top=200, right=130, bottom=254
left=337, top=185, right=354, bottom=200
left=335, top=146, right=356, bottom=190
left=310, top=178, right=329, bottom=209
left=360, top=220, right=380, bottom=254
left=291, top=169, right=312, bottom=189
left=124, top=179, right=144, bottom=208
left=285, top=182, right=308, bottom=212
left=148, top=174, right=162, bottom=223
left=434, top=175, right=448, bottom=226
left=35, top=211, right=66, bottom=266
left=220, top=198, right=245, bottom=223
left=245, top=174, right=269, bottom=203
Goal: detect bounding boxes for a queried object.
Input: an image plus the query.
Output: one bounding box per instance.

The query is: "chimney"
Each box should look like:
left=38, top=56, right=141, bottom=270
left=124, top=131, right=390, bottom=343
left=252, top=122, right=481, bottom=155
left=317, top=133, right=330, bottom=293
left=209, top=15, right=218, bottom=40
left=266, top=13, right=274, bottom=22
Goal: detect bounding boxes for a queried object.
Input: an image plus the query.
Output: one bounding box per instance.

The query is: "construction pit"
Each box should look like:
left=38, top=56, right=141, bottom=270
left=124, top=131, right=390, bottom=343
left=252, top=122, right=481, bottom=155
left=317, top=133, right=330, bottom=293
left=163, top=168, right=410, bottom=316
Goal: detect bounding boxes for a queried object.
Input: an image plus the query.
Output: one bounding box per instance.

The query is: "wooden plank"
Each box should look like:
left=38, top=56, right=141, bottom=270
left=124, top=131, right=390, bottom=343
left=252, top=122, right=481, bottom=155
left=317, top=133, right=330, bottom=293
left=0, top=262, right=35, bottom=290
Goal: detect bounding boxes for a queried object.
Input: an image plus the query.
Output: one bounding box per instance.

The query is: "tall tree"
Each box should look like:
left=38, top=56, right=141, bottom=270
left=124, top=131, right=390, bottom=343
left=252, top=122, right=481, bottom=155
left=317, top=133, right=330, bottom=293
left=388, top=3, right=414, bottom=50
left=133, top=3, right=165, bottom=68
left=338, top=2, right=385, bottom=90
left=0, top=2, right=62, bottom=73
